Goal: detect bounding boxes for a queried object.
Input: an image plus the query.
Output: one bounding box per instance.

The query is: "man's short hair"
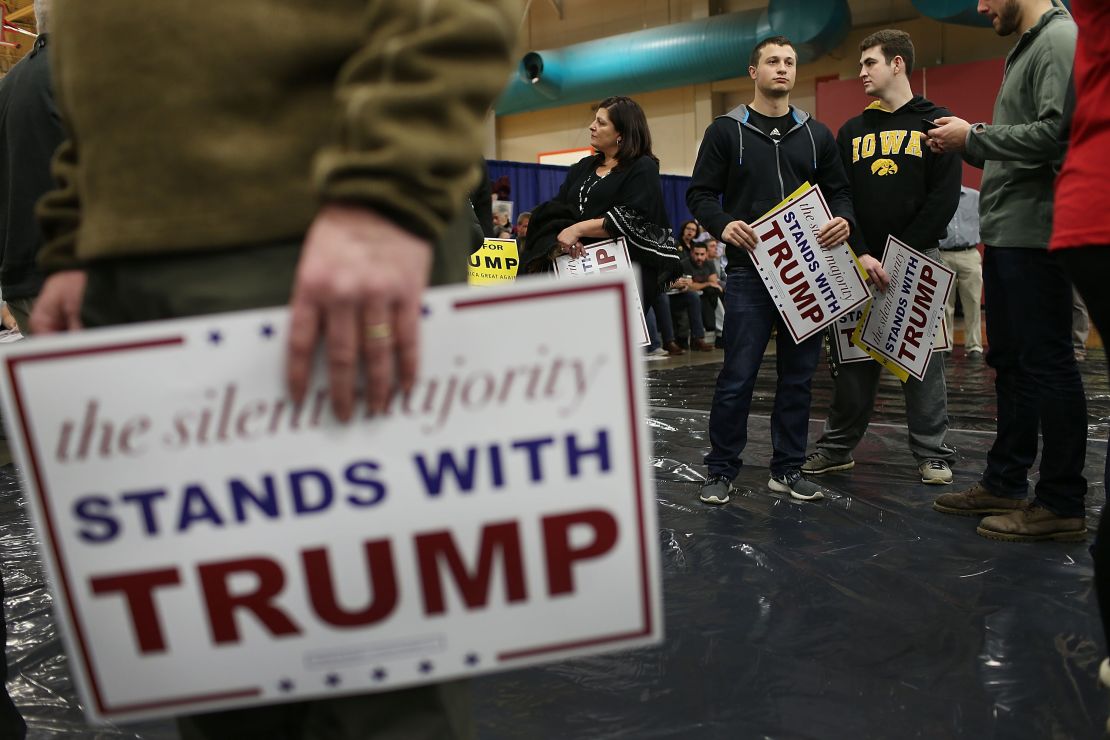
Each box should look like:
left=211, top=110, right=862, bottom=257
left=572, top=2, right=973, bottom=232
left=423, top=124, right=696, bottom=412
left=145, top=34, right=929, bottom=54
left=859, top=29, right=914, bottom=77
left=690, top=243, right=708, bottom=252
left=749, top=36, right=795, bottom=69
left=516, top=211, right=531, bottom=224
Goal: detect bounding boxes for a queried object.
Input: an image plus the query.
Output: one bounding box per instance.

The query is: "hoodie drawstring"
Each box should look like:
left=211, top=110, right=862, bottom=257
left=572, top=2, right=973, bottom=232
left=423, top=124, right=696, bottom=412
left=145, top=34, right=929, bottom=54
left=805, top=121, right=817, bottom=170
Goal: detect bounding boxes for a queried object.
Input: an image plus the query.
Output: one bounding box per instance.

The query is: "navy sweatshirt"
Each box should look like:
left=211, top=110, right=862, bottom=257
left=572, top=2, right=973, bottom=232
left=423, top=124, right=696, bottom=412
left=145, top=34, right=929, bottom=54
left=686, top=104, right=856, bottom=269
left=835, top=96, right=961, bottom=257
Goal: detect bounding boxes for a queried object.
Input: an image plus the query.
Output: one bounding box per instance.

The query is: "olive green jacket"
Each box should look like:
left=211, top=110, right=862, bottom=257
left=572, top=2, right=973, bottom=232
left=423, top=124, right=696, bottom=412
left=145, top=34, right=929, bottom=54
left=37, top=0, right=517, bottom=278
left=963, top=7, right=1076, bottom=248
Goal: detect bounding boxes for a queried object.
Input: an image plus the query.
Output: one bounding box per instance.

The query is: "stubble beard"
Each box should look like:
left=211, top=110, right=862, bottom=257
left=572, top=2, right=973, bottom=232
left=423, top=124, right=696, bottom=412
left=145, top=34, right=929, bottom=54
left=994, top=0, right=1021, bottom=36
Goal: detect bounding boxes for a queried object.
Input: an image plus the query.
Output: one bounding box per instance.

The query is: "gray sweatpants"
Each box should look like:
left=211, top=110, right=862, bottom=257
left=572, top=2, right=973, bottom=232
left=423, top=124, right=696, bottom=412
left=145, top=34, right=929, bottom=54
left=815, top=341, right=954, bottom=465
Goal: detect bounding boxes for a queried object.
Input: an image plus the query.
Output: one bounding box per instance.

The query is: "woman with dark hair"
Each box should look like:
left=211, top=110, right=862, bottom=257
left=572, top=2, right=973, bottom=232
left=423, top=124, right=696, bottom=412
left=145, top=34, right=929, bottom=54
left=677, top=220, right=698, bottom=254
left=522, top=96, right=681, bottom=324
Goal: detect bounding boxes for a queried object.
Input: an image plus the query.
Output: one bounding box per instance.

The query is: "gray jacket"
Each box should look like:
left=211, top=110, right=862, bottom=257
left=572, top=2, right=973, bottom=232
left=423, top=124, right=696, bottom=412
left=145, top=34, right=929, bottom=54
left=964, top=8, right=1076, bottom=248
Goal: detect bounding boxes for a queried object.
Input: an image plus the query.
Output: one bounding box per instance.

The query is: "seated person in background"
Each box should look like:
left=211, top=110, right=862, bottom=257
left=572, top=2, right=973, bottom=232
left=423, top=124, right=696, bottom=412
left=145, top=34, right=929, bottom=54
left=688, top=242, right=722, bottom=339
left=676, top=219, right=698, bottom=254
left=515, top=211, right=531, bottom=242
left=705, top=236, right=727, bottom=347
left=669, top=243, right=717, bottom=352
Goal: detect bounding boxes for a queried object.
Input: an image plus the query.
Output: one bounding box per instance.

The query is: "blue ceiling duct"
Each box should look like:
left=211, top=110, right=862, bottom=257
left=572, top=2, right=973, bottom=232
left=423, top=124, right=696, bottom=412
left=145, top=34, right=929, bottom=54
left=496, top=0, right=851, bottom=115
left=909, top=0, right=1070, bottom=27
left=909, top=0, right=992, bottom=27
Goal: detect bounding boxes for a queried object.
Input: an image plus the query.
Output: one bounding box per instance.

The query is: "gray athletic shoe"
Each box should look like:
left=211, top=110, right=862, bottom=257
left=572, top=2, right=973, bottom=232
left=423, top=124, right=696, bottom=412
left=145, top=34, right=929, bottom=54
left=801, top=450, right=855, bottom=475
left=699, top=475, right=733, bottom=505
left=919, top=459, right=953, bottom=485
left=768, top=471, right=825, bottom=501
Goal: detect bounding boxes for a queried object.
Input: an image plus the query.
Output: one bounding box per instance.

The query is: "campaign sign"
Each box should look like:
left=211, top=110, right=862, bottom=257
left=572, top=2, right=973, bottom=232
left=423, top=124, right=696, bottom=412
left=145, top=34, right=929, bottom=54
left=0, top=276, right=662, bottom=723
left=831, top=306, right=872, bottom=364
left=467, top=238, right=519, bottom=286
left=852, top=236, right=955, bottom=381
left=749, top=184, right=870, bottom=343
left=834, top=294, right=952, bottom=366
left=554, top=238, right=650, bottom=346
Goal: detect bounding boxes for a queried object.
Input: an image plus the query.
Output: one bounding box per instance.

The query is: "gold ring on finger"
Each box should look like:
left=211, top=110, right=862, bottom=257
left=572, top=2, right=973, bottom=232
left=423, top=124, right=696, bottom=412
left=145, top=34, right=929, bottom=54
left=366, top=323, right=392, bottom=341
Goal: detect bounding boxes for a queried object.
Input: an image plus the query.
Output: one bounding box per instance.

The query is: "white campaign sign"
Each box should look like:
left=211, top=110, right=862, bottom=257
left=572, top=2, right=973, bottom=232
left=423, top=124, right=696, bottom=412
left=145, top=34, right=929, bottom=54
left=854, top=236, right=955, bottom=380
left=831, top=306, right=872, bottom=363
left=833, top=293, right=952, bottom=365
left=749, top=184, right=870, bottom=343
left=555, top=238, right=650, bottom=346
left=0, top=276, right=662, bottom=723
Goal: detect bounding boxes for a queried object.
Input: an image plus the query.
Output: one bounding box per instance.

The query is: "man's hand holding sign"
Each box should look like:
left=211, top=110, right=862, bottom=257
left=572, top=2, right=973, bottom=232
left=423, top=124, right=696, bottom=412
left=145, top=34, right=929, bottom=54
left=744, top=184, right=871, bottom=343
left=851, top=235, right=955, bottom=381
left=0, top=276, right=662, bottom=723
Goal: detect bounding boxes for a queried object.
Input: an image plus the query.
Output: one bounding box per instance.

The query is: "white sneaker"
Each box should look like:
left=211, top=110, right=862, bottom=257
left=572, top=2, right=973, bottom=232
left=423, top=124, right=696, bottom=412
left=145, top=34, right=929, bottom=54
left=646, top=347, right=668, bottom=357
left=919, top=459, right=953, bottom=485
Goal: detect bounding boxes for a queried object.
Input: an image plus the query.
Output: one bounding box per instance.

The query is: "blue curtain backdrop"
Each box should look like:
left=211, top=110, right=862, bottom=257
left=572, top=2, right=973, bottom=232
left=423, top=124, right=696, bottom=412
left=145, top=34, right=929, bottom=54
left=485, top=159, right=694, bottom=235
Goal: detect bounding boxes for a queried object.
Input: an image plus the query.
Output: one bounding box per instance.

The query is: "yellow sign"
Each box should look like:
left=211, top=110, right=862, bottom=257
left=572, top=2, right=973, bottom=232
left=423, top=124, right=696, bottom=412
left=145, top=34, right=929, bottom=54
left=467, top=238, right=519, bottom=286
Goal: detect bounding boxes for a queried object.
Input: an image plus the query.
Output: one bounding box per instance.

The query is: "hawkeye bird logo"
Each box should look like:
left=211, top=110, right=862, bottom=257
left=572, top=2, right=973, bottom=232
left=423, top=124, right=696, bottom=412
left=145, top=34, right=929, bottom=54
left=871, top=158, right=898, bottom=176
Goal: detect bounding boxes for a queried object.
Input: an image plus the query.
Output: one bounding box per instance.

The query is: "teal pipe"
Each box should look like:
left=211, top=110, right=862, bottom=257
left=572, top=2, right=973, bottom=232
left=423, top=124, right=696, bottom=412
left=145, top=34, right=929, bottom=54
left=496, top=0, right=851, bottom=115
left=909, top=0, right=992, bottom=27
left=910, top=0, right=1069, bottom=27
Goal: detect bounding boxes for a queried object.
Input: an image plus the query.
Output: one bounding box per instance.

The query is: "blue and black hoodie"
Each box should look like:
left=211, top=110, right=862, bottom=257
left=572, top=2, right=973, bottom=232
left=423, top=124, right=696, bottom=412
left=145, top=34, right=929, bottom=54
left=835, top=95, right=961, bottom=257
left=686, top=104, right=855, bottom=270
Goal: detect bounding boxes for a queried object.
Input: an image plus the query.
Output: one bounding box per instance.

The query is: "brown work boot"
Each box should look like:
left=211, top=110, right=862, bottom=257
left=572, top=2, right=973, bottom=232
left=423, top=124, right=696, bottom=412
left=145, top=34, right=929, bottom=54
left=976, top=503, right=1087, bottom=543
left=691, top=338, right=715, bottom=352
left=933, top=481, right=1025, bottom=517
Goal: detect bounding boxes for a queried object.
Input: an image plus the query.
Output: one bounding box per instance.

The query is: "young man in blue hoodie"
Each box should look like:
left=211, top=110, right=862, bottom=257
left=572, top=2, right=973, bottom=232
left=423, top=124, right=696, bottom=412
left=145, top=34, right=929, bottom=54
left=689, top=37, right=885, bottom=505
left=803, top=29, right=961, bottom=486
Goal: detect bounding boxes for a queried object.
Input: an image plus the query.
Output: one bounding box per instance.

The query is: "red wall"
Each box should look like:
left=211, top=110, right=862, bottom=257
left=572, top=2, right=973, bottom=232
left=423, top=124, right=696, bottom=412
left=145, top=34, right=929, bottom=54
left=815, top=58, right=1004, bottom=190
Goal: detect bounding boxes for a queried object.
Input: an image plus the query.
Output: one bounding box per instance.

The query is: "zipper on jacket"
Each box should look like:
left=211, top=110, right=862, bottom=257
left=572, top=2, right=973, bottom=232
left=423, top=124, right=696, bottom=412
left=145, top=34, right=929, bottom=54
left=774, top=141, right=785, bottom=200
left=738, top=114, right=797, bottom=201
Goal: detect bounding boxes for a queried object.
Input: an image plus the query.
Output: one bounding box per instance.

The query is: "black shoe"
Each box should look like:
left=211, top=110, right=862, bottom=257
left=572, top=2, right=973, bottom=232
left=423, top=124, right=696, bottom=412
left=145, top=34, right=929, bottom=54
left=699, top=475, right=733, bottom=505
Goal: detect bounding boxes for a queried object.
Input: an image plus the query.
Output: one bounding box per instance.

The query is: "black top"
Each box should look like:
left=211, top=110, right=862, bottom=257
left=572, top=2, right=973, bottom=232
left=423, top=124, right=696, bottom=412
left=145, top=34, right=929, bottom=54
left=746, top=108, right=794, bottom=142
left=835, top=95, right=961, bottom=256
left=554, top=153, right=669, bottom=227
left=686, top=104, right=855, bottom=268
left=551, top=153, right=674, bottom=297
left=0, top=34, right=64, bottom=299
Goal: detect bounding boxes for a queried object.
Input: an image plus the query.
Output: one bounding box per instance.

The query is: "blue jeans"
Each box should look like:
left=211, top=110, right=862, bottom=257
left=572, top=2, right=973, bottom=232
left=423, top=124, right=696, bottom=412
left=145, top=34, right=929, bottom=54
left=705, top=268, right=823, bottom=479
left=981, top=247, right=1087, bottom=517
left=650, top=293, right=675, bottom=347
left=669, top=291, right=705, bottom=340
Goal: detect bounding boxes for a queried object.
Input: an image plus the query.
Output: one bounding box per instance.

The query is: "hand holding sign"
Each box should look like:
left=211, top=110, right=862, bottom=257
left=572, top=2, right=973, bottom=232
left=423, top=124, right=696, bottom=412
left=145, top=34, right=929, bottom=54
left=721, top=220, right=759, bottom=252
left=851, top=235, right=954, bottom=381
left=0, top=276, right=662, bottom=723
left=747, top=184, right=871, bottom=343
left=858, top=254, right=891, bottom=292
left=816, top=217, right=850, bottom=248
left=556, top=224, right=586, bottom=259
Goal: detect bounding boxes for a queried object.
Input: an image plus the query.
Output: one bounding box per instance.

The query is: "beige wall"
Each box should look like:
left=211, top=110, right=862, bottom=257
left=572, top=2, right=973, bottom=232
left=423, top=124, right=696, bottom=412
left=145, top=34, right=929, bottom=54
left=495, top=3, right=1015, bottom=175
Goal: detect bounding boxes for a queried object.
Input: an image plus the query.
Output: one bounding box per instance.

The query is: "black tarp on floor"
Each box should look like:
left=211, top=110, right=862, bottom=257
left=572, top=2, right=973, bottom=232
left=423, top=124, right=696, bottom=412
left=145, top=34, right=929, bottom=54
left=3, top=349, right=1108, bottom=738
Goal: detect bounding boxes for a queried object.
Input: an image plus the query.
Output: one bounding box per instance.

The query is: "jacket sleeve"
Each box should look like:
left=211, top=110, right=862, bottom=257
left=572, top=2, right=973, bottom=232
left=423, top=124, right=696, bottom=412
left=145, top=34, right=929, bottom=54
left=36, top=137, right=82, bottom=273
left=36, top=36, right=82, bottom=273
left=311, top=0, right=519, bottom=242
left=815, top=125, right=857, bottom=249
left=603, top=158, right=681, bottom=268
left=686, top=120, right=736, bottom=240
left=835, top=124, right=870, bottom=257
left=964, top=26, right=1075, bottom=166
left=900, top=135, right=962, bottom=251
left=607, top=157, right=666, bottom=225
